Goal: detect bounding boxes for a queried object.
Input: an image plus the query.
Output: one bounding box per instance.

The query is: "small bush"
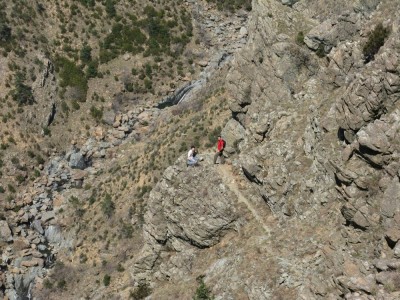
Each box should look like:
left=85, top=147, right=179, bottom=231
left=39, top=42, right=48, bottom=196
left=363, top=23, right=390, bottom=63
left=43, top=279, right=53, bottom=289
left=103, top=274, right=111, bottom=286
left=296, top=31, right=304, bottom=45
left=193, top=278, right=213, bottom=300
left=12, top=72, right=34, bottom=105
left=117, top=263, right=125, bottom=272
left=130, top=282, right=151, bottom=299
left=42, top=126, right=51, bottom=136
left=80, top=44, right=92, bottom=64
left=121, top=222, right=133, bottom=238
left=101, top=193, right=115, bottom=217
left=90, top=105, right=103, bottom=120
left=0, top=23, right=12, bottom=43
left=16, top=174, right=25, bottom=184
left=57, top=279, right=66, bottom=290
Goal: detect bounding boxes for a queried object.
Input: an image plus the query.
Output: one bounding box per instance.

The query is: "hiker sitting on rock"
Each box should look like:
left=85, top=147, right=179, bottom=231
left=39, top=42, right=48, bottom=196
left=187, top=145, right=199, bottom=166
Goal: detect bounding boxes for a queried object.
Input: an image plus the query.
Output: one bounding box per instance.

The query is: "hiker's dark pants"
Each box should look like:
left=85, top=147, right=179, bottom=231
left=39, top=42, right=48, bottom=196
left=214, top=151, right=225, bottom=164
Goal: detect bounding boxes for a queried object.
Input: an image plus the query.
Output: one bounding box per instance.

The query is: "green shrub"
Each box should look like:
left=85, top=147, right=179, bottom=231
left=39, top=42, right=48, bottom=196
left=0, top=23, right=12, bottom=43
left=315, top=44, right=326, bottom=58
left=103, top=274, right=111, bottom=286
left=43, top=279, right=53, bottom=289
left=42, top=126, right=51, bottom=136
left=105, top=0, right=116, bottom=17
left=193, top=278, right=213, bottom=300
left=57, top=279, right=66, bottom=290
left=8, top=184, right=16, bottom=193
left=101, top=193, right=115, bottom=217
left=117, top=263, right=125, bottom=272
left=100, top=23, right=146, bottom=63
left=36, top=155, right=45, bottom=165
left=12, top=72, right=34, bottom=106
left=363, top=23, right=390, bottom=62
left=16, top=174, right=25, bottom=183
left=80, top=44, right=92, bottom=64
left=130, top=282, right=152, bottom=299
left=206, top=0, right=251, bottom=12
left=54, top=56, right=88, bottom=101
left=296, top=31, right=304, bottom=45
left=78, top=0, right=95, bottom=7
left=71, top=100, right=80, bottom=110
left=86, top=61, right=98, bottom=78
left=121, top=222, right=133, bottom=238
left=90, top=105, right=103, bottom=121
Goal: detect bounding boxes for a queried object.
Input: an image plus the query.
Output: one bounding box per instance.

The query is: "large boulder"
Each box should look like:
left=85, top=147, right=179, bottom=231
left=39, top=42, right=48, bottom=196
left=221, top=119, right=246, bottom=154
left=305, top=13, right=360, bottom=54
left=143, top=155, right=239, bottom=249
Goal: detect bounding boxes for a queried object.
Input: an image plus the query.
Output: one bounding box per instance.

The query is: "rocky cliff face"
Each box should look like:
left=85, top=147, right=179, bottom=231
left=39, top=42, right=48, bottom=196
left=130, top=0, right=400, bottom=299
left=2, top=0, right=400, bottom=299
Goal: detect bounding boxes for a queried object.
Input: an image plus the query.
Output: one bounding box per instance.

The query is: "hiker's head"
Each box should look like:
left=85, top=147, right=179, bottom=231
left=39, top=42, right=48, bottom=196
left=218, top=135, right=222, bottom=140
left=191, top=145, right=195, bottom=150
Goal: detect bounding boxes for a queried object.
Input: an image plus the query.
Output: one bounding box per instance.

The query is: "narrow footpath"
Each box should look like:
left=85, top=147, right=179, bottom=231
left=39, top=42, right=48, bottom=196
left=218, top=164, right=271, bottom=235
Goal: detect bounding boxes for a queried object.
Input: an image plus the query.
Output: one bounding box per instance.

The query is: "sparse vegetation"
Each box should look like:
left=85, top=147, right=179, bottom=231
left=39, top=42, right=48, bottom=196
left=101, top=193, right=115, bottom=217
left=12, top=72, right=34, bottom=105
left=103, top=274, right=111, bottom=286
left=90, top=105, right=103, bottom=121
left=193, top=277, right=214, bottom=300
left=130, top=281, right=152, bottom=299
left=54, top=56, right=88, bottom=101
left=296, top=31, right=305, bottom=45
left=363, top=23, right=390, bottom=63
left=206, top=0, right=251, bottom=11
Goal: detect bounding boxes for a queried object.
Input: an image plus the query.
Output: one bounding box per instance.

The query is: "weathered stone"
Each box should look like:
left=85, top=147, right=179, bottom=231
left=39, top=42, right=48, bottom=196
left=197, top=60, right=208, bottom=67
left=0, top=221, right=13, bottom=242
left=69, top=152, right=86, bottom=170
left=337, top=274, right=376, bottom=294
left=281, top=0, right=299, bottom=6
left=111, top=129, right=126, bottom=139
left=32, top=220, right=44, bottom=235
left=221, top=119, right=246, bottom=154
left=92, top=126, right=105, bottom=141
left=305, top=14, right=359, bottom=54
left=386, top=228, right=400, bottom=244
left=382, top=178, right=400, bottom=218
left=376, top=271, right=400, bottom=290
left=41, top=211, right=55, bottom=223
left=20, top=258, right=44, bottom=268
left=71, top=169, right=88, bottom=181
left=143, top=155, right=238, bottom=249
left=352, top=208, right=370, bottom=229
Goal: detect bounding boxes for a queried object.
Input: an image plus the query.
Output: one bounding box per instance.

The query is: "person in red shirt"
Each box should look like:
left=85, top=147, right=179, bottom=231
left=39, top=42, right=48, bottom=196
left=214, top=136, right=225, bottom=164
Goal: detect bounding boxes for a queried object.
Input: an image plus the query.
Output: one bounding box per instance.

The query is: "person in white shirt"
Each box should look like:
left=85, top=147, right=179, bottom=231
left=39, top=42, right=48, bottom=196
left=187, top=145, right=199, bottom=166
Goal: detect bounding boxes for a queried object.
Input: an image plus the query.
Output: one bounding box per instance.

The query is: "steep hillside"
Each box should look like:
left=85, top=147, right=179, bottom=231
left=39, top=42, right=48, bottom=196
left=2, top=0, right=400, bottom=299
left=0, top=0, right=251, bottom=299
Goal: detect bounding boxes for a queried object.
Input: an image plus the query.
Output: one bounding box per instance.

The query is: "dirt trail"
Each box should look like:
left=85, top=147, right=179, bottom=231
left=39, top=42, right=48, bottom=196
left=218, top=164, right=271, bottom=235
